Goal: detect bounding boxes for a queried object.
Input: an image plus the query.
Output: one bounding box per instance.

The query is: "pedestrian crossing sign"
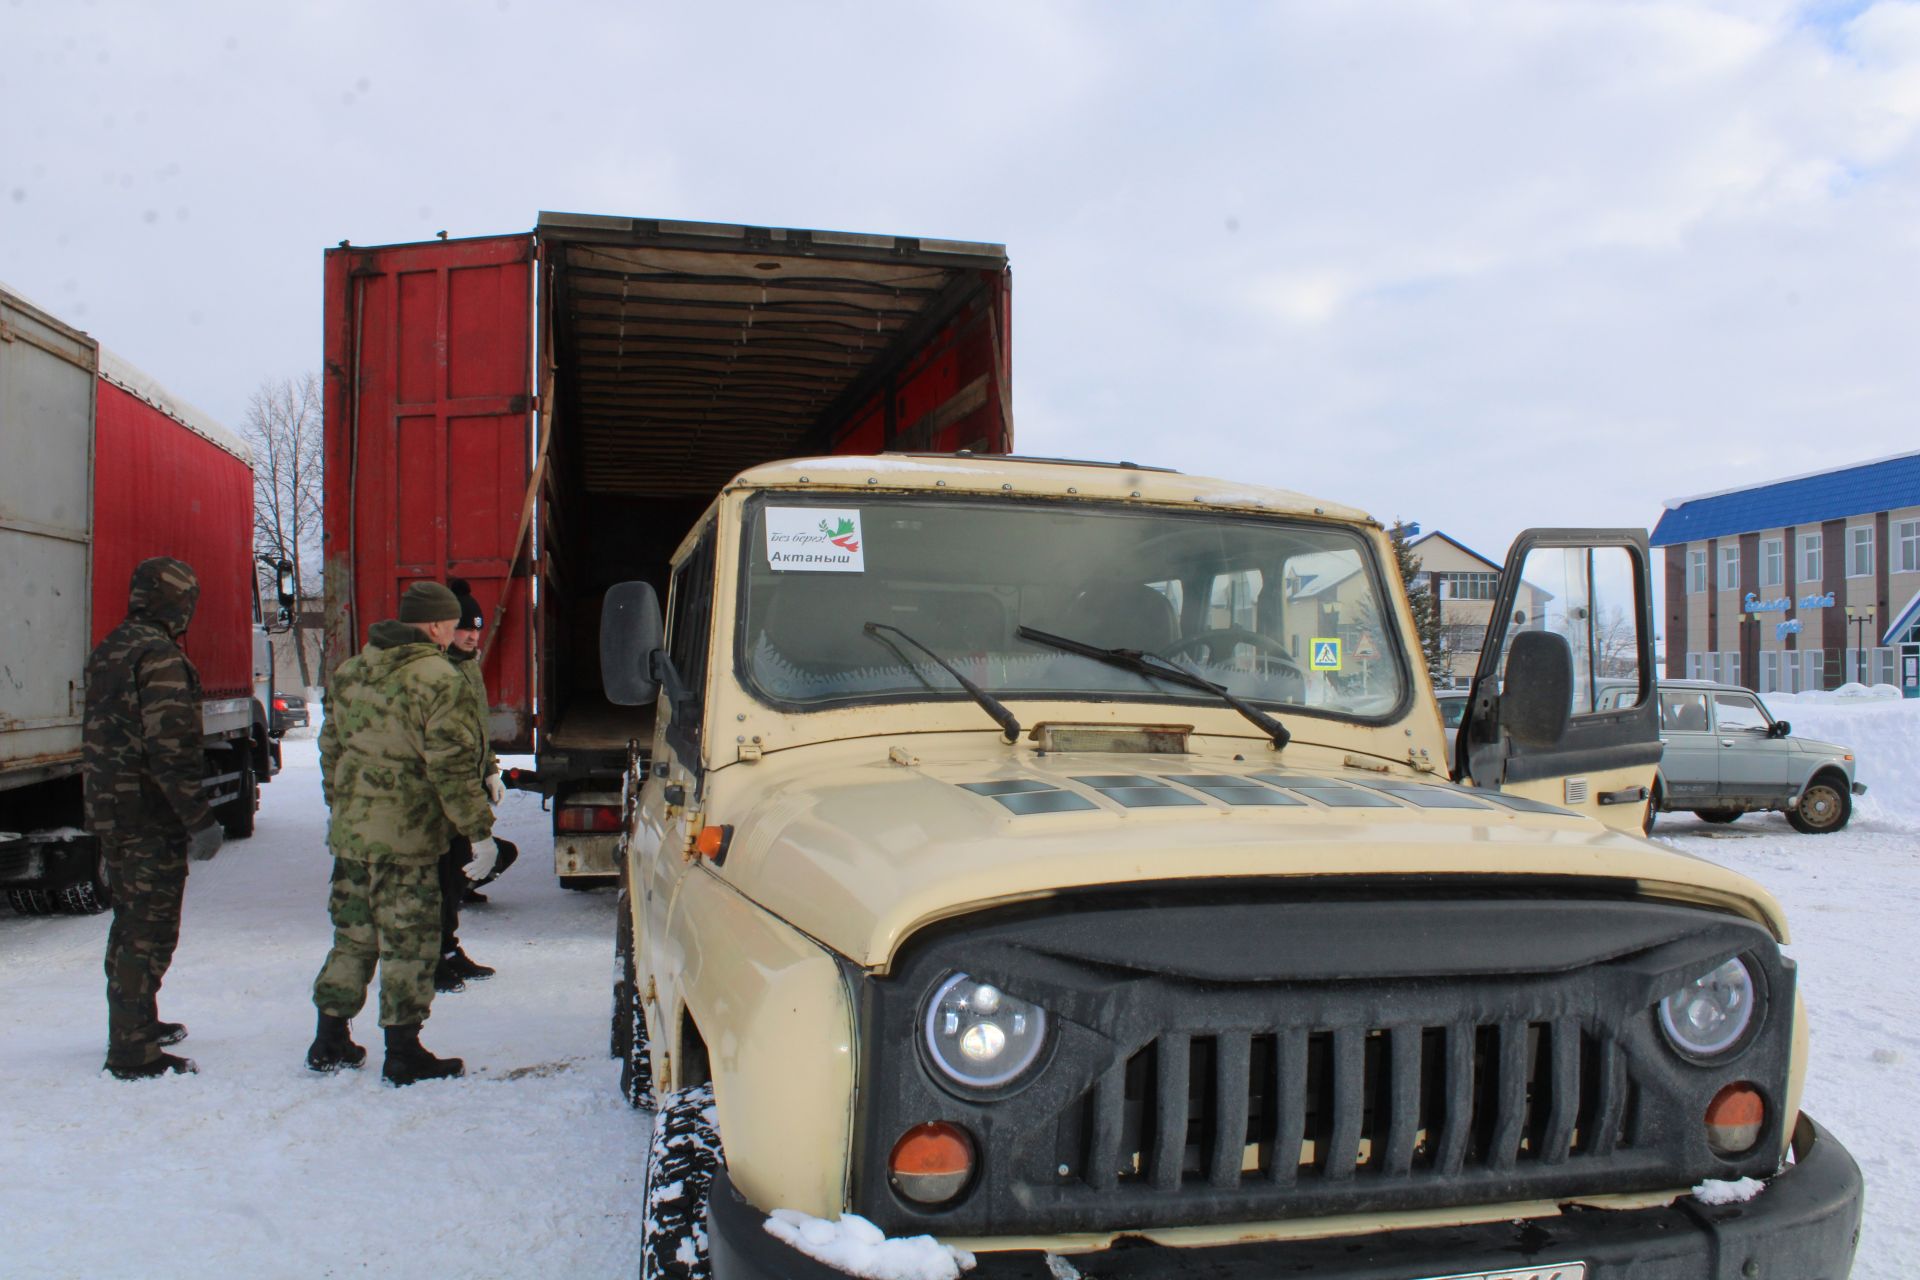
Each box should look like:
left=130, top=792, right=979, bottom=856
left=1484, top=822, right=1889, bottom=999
left=1309, top=637, right=1342, bottom=671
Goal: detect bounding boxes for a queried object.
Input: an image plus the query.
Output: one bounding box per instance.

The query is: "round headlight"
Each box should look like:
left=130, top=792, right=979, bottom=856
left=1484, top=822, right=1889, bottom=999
left=1658, top=956, right=1757, bottom=1058
left=923, top=973, right=1049, bottom=1090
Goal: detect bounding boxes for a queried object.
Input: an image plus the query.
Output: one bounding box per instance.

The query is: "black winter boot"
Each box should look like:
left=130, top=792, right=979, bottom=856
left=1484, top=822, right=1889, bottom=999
left=155, top=1021, right=188, bottom=1047
left=306, top=1012, right=367, bottom=1073
left=446, top=947, right=495, bottom=982
left=106, top=1052, right=197, bottom=1080
left=433, top=958, right=466, bottom=993
left=381, top=1023, right=464, bottom=1087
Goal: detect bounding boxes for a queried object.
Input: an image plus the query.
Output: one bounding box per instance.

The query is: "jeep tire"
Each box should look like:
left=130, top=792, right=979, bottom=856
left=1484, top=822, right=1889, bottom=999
left=614, top=888, right=655, bottom=1109
left=640, top=1082, right=722, bottom=1280
left=1695, top=808, right=1742, bottom=824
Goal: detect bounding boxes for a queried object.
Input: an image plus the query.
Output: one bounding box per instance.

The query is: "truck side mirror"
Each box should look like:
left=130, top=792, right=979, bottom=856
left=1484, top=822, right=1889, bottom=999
left=601, top=581, right=664, bottom=706
left=274, top=558, right=296, bottom=626
left=1500, top=630, right=1573, bottom=748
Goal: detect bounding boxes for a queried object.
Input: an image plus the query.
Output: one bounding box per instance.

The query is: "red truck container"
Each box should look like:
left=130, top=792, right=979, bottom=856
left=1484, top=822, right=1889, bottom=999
left=1, top=287, right=281, bottom=916
left=323, top=213, right=1011, bottom=883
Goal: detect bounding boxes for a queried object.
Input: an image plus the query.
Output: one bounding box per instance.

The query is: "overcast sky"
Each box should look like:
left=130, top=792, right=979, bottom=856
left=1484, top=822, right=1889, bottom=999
left=3, top=0, right=1917, bottom=566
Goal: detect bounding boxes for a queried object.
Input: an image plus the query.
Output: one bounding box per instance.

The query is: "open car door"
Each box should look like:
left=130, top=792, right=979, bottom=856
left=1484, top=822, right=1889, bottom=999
left=1456, top=529, right=1662, bottom=834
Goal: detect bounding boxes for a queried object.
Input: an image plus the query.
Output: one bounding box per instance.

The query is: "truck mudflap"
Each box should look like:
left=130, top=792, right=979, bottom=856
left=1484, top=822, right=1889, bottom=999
left=708, top=1114, right=1861, bottom=1280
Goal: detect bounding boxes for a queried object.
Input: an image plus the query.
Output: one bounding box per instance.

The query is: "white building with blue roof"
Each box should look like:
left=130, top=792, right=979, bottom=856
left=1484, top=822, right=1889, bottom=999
left=1651, top=450, right=1920, bottom=696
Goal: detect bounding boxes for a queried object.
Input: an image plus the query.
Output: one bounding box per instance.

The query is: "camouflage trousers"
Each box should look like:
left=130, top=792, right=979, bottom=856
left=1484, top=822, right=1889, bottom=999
left=102, top=832, right=190, bottom=1068
left=311, top=857, right=443, bottom=1027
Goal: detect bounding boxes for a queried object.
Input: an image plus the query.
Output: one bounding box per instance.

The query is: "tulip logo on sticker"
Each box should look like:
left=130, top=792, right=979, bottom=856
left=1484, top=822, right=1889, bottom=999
left=767, top=507, right=866, bottom=572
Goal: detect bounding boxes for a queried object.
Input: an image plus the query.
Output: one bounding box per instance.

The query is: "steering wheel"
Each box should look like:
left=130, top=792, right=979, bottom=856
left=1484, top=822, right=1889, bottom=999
left=1159, top=629, right=1302, bottom=676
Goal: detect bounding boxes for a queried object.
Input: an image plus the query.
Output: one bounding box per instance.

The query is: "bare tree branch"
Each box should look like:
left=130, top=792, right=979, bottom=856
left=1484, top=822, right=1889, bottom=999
left=244, top=373, right=324, bottom=687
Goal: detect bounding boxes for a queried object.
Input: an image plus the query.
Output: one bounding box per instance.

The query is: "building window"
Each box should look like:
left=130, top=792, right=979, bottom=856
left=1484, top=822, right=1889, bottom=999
left=1720, top=546, right=1740, bottom=592
left=1804, top=648, right=1827, bottom=692
left=1685, top=652, right=1703, bottom=679
left=1876, top=648, right=1897, bottom=686
left=1760, top=538, right=1783, bottom=588
left=1800, top=532, right=1822, bottom=584
left=1436, top=571, right=1498, bottom=601
left=1898, top=519, right=1920, bottom=574
left=1686, top=549, right=1707, bottom=594
left=1724, top=651, right=1740, bottom=688
left=1848, top=526, right=1874, bottom=577
left=1760, top=650, right=1779, bottom=692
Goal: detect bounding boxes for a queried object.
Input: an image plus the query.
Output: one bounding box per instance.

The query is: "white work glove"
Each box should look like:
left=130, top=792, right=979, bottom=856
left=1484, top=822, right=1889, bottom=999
left=484, top=770, right=506, bottom=805
left=466, top=837, right=500, bottom=883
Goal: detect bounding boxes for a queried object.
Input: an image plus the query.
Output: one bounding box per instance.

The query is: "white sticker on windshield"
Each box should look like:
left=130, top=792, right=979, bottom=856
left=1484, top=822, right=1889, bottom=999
left=766, top=508, right=866, bottom=572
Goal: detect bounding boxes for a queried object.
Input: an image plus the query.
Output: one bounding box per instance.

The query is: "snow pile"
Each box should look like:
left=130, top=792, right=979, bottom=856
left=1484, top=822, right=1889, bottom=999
left=1692, top=1176, right=1766, bottom=1205
left=764, top=1210, right=976, bottom=1280
left=1762, top=693, right=1920, bottom=826
left=1771, top=683, right=1904, bottom=705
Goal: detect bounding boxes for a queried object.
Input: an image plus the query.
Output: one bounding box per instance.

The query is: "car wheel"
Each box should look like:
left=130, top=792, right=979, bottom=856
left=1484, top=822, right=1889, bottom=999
left=614, top=890, right=656, bottom=1110
left=640, top=1082, right=722, bottom=1280
left=1643, top=783, right=1662, bottom=835
left=1788, top=777, right=1851, bottom=834
left=1695, top=808, right=1742, bottom=824
left=56, top=844, right=112, bottom=915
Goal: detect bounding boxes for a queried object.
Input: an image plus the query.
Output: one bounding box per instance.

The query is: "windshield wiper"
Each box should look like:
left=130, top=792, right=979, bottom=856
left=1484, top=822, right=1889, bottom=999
left=1016, top=625, right=1291, bottom=749
left=864, top=622, right=1022, bottom=743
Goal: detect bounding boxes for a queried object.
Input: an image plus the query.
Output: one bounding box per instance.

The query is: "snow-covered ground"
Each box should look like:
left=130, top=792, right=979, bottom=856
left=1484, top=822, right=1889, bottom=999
left=0, top=735, right=646, bottom=1278
left=3, top=697, right=1915, bottom=1278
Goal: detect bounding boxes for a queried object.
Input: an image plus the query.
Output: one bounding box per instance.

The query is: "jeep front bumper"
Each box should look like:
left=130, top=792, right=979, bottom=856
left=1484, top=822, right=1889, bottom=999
left=708, top=1114, right=1861, bottom=1280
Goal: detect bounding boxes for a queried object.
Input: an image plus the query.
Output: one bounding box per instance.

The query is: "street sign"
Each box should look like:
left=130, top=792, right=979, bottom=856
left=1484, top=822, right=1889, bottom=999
left=1310, top=637, right=1343, bottom=671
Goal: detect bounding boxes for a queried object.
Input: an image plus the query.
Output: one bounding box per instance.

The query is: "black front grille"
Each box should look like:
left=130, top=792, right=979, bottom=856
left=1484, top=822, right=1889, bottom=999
left=1055, top=1019, right=1631, bottom=1195
left=850, top=882, right=1794, bottom=1237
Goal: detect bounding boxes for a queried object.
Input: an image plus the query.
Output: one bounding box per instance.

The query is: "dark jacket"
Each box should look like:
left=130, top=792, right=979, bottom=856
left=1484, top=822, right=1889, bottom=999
left=82, top=557, right=213, bottom=838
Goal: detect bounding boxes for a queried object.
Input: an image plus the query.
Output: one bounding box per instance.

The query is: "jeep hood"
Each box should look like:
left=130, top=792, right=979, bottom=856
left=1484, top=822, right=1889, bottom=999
left=711, top=753, right=1790, bottom=969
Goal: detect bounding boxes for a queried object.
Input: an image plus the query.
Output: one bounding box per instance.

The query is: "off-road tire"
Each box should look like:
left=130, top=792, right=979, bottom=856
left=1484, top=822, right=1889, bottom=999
left=1643, top=782, right=1662, bottom=836
left=7, top=888, right=57, bottom=916
left=1788, top=777, right=1852, bottom=834
left=1695, top=808, right=1742, bottom=824
left=220, top=758, right=257, bottom=839
left=615, top=890, right=656, bottom=1109
left=56, top=844, right=112, bottom=915
left=640, top=1082, right=722, bottom=1280
left=563, top=874, right=619, bottom=892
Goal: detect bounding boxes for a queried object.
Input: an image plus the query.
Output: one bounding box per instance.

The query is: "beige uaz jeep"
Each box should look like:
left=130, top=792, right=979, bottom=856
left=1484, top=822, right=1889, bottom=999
left=601, top=455, right=1862, bottom=1279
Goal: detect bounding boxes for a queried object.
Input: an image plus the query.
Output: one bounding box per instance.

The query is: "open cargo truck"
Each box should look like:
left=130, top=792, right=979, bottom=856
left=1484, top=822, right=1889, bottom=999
left=322, top=213, right=1012, bottom=883
left=0, top=285, right=281, bottom=916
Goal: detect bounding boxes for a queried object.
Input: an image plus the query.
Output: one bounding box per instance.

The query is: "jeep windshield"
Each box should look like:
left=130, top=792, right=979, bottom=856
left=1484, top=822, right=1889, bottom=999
left=736, top=494, right=1411, bottom=724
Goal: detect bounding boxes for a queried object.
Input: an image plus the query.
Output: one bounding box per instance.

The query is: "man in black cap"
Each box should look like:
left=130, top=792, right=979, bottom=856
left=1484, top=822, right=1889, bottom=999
left=434, top=579, right=518, bottom=992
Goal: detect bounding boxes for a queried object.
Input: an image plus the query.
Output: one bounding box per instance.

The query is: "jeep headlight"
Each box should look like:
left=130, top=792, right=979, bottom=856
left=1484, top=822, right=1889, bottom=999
left=1658, top=956, right=1757, bottom=1059
left=923, top=973, right=1049, bottom=1090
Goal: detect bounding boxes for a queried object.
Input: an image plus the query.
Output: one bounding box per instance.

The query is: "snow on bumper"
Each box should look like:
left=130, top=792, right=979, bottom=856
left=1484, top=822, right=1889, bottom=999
left=707, top=1115, right=1862, bottom=1280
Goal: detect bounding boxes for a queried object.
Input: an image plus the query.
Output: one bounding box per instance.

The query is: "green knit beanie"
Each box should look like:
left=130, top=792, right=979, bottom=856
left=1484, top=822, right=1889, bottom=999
left=398, top=581, right=462, bottom=624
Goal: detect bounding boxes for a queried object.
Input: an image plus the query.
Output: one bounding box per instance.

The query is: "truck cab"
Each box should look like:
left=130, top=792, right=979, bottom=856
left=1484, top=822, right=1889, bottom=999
left=604, top=455, right=1862, bottom=1278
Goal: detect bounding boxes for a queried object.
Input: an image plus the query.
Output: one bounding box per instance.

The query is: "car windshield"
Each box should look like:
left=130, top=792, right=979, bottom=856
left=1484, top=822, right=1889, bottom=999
left=736, top=494, right=1410, bottom=723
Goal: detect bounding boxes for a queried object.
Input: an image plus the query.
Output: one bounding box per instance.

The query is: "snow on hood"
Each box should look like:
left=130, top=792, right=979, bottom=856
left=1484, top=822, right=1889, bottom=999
left=712, top=752, right=1787, bottom=968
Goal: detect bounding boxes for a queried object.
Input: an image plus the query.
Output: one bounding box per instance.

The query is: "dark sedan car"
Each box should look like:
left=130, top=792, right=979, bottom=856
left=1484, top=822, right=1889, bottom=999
left=270, top=690, right=309, bottom=736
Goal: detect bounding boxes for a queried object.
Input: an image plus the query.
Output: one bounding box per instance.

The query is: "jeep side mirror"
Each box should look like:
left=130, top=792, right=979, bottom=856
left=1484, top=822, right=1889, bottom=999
left=1499, top=630, right=1574, bottom=748
left=1771, top=720, right=1791, bottom=739
left=601, top=581, right=664, bottom=706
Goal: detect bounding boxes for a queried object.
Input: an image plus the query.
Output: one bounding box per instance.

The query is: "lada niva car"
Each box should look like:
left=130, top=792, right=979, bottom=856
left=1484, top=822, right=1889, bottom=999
left=601, top=456, right=1863, bottom=1279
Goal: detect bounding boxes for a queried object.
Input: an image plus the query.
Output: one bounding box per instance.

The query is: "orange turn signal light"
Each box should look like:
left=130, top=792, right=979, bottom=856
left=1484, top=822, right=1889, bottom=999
left=694, top=824, right=733, bottom=864
left=1704, top=1082, right=1765, bottom=1156
left=889, top=1122, right=975, bottom=1205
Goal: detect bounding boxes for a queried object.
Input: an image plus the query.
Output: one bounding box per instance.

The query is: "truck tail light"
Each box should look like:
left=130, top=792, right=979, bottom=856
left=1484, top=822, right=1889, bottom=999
left=888, top=1122, right=974, bottom=1205
left=557, top=803, right=622, bottom=833
left=272, top=698, right=287, bottom=711
left=1704, top=1082, right=1764, bottom=1155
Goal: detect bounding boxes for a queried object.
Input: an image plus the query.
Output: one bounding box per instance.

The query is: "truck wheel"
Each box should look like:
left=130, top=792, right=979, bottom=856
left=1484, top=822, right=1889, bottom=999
left=57, top=845, right=112, bottom=915
left=7, top=888, right=57, bottom=916
left=1788, top=777, right=1851, bottom=834
left=1643, top=782, right=1662, bottom=835
left=220, top=758, right=258, bottom=839
left=1695, top=808, right=1742, bottom=824
left=640, top=1082, right=721, bottom=1280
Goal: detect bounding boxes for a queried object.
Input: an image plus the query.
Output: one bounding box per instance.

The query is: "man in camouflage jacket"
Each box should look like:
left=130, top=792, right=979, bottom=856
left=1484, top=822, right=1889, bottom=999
left=308, top=581, right=496, bottom=1085
left=84, top=556, right=226, bottom=1080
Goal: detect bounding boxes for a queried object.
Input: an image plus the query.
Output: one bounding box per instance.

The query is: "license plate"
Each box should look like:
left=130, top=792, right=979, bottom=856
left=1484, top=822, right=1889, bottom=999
left=1413, top=1267, right=1585, bottom=1280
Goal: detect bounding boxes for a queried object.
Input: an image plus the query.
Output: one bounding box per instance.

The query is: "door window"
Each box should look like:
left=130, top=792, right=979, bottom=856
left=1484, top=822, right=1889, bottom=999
left=1660, top=690, right=1710, bottom=732
left=662, top=522, right=718, bottom=763
left=1498, top=545, right=1644, bottom=716
left=1712, top=692, right=1768, bottom=733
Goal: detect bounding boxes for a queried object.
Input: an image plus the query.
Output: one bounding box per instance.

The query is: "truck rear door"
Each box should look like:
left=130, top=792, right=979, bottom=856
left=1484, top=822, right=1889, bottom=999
left=322, top=234, right=536, bottom=748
